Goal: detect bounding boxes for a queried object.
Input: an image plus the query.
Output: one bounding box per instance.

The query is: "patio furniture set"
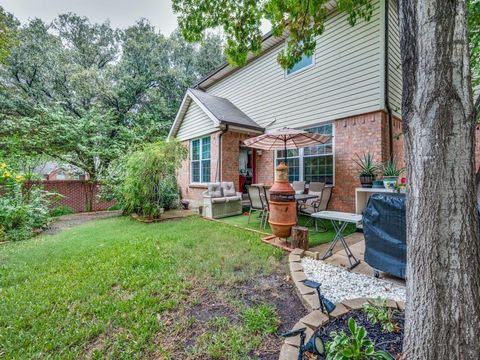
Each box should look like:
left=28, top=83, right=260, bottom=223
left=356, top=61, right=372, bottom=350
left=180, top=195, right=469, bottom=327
left=201, top=128, right=407, bottom=278
left=245, top=181, right=333, bottom=231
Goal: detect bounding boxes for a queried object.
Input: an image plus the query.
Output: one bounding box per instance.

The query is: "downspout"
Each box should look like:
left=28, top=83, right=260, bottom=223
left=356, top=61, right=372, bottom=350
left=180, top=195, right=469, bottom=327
left=384, top=0, right=394, bottom=159
left=217, top=124, right=228, bottom=182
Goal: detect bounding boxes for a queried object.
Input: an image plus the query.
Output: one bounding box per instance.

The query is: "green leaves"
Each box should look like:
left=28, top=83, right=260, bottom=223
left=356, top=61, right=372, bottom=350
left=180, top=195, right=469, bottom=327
left=173, top=0, right=374, bottom=69
left=325, top=318, right=394, bottom=360
left=468, top=0, right=480, bottom=88
left=363, top=298, right=399, bottom=333
left=1, top=12, right=224, bottom=182
left=121, top=140, right=188, bottom=217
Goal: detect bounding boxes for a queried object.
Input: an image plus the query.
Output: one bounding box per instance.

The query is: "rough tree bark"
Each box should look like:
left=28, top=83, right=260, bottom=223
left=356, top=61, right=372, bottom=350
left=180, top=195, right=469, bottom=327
left=399, top=0, right=480, bottom=358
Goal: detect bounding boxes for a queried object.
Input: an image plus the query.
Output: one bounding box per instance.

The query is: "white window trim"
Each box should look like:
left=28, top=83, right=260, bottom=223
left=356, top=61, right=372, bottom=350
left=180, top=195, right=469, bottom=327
left=190, top=135, right=211, bottom=184
left=284, top=41, right=316, bottom=78
left=274, top=123, right=335, bottom=185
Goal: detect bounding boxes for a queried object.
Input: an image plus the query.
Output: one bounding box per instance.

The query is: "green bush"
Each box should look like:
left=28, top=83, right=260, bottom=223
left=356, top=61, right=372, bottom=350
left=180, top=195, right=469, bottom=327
left=121, top=141, right=187, bottom=217
left=0, top=162, right=55, bottom=241
left=49, top=206, right=75, bottom=217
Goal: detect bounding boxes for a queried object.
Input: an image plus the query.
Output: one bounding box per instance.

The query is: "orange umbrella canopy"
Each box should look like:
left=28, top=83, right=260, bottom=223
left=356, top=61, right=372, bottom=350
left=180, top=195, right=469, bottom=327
left=243, top=127, right=331, bottom=162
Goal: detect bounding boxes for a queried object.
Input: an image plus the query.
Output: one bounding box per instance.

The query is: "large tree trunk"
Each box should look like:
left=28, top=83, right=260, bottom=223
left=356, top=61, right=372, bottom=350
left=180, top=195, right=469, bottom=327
left=399, top=0, right=480, bottom=358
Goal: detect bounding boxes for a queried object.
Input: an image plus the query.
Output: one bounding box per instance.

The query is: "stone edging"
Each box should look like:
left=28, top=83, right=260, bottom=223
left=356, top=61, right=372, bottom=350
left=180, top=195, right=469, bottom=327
left=280, top=248, right=405, bottom=360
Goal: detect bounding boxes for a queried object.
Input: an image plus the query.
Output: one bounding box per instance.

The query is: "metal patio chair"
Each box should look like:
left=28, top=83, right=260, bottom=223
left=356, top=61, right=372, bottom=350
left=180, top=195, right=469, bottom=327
left=247, top=185, right=265, bottom=225
left=299, top=186, right=332, bottom=232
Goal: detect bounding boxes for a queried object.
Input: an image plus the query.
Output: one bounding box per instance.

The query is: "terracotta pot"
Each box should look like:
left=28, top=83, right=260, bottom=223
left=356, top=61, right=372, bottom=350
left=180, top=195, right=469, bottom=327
left=268, top=162, right=297, bottom=238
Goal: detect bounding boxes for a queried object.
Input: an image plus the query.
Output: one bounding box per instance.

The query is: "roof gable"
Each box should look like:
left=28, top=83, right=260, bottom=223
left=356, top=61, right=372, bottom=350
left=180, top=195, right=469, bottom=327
left=168, top=89, right=263, bottom=139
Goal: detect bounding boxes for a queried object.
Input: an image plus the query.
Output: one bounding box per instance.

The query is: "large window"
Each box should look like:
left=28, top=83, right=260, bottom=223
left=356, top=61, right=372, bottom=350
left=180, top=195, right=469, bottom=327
left=191, top=136, right=211, bottom=183
left=275, top=124, right=334, bottom=184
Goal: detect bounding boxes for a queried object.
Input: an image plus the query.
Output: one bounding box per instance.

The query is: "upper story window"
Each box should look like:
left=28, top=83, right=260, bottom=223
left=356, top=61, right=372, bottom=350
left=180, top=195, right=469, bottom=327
left=286, top=53, right=314, bottom=76
left=191, top=136, right=211, bottom=183
left=275, top=123, right=334, bottom=185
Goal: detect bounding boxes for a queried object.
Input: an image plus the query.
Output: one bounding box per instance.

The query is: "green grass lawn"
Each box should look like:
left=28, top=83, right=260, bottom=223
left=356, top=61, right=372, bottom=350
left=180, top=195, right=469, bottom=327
left=220, top=212, right=356, bottom=248
left=0, top=216, right=303, bottom=359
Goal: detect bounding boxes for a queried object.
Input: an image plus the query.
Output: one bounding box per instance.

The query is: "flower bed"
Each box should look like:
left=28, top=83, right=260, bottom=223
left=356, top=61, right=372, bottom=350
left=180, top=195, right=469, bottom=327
left=315, top=307, right=404, bottom=359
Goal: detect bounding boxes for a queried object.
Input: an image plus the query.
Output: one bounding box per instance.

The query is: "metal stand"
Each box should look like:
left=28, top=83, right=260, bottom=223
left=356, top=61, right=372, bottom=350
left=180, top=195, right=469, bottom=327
left=321, top=220, right=360, bottom=270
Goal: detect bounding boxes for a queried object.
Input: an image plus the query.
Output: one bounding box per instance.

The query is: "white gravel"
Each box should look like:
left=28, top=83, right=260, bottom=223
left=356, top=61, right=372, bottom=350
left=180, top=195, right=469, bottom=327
left=301, top=257, right=406, bottom=303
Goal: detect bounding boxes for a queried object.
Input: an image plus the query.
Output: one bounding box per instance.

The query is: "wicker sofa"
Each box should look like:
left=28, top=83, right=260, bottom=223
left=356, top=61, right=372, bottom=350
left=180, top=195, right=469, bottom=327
left=202, top=182, right=243, bottom=219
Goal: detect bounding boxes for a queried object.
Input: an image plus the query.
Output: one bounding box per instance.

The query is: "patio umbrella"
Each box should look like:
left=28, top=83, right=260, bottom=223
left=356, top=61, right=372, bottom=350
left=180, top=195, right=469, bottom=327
left=242, top=127, right=331, bottom=162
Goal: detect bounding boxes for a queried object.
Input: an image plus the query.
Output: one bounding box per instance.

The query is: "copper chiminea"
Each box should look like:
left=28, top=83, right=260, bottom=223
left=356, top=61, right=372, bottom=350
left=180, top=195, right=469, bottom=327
left=268, top=162, right=297, bottom=238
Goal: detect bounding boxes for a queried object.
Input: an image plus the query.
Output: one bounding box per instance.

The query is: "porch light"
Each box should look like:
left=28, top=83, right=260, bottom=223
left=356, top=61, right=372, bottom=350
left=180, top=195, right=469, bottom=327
left=281, top=327, right=325, bottom=359
left=304, top=279, right=336, bottom=314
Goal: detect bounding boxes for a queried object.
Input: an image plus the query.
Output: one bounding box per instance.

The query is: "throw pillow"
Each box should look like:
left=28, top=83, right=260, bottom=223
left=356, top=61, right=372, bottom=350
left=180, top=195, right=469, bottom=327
left=208, top=183, right=223, bottom=198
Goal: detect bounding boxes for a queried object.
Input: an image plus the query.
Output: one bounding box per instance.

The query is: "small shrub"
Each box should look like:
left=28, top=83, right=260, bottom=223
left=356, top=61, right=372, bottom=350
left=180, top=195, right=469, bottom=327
left=363, top=299, right=399, bottom=333
left=121, top=141, right=187, bottom=217
left=326, top=318, right=392, bottom=360
left=0, top=162, right=55, bottom=241
left=49, top=206, right=75, bottom=217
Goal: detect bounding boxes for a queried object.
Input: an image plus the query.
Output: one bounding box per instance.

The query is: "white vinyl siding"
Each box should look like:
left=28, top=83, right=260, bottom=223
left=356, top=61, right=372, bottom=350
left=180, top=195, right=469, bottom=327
left=387, top=0, right=402, bottom=118
left=176, top=101, right=216, bottom=141
left=207, top=1, right=382, bottom=130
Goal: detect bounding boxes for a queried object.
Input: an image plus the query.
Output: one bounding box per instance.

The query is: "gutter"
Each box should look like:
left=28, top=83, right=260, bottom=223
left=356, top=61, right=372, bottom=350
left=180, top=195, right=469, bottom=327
left=217, top=124, right=228, bottom=182
left=384, top=0, right=394, bottom=159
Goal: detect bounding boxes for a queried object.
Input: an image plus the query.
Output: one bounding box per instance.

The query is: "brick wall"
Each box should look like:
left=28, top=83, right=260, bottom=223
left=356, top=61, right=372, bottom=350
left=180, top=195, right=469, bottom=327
left=36, top=181, right=115, bottom=212
left=256, top=150, right=275, bottom=185
left=331, top=112, right=386, bottom=212
left=221, top=131, right=248, bottom=191
left=176, top=112, right=480, bottom=213
left=177, top=132, right=221, bottom=208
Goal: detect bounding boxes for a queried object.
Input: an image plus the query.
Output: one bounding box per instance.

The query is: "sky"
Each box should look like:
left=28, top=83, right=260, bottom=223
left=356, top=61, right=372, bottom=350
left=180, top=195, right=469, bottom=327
left=1, top=0, right=182, bottom=35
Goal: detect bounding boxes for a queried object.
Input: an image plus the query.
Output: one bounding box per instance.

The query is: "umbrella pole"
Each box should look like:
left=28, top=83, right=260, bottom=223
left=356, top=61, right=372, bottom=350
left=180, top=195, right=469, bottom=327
left=284, top=141, right=287, bottom=163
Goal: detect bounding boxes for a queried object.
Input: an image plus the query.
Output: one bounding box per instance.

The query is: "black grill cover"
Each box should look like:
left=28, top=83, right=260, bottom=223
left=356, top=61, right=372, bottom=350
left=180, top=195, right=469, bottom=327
left=363, top=193, right=406, bottom=279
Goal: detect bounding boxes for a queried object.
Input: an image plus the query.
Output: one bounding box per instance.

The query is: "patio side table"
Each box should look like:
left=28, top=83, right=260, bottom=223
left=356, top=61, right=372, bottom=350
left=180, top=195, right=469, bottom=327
left=312, top=211, right=362, bottom=270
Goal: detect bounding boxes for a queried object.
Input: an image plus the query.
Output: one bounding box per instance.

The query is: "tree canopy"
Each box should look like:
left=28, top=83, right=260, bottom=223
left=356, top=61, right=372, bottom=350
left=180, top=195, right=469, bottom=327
left=0, top=9, right=224, bottom=180
left=173, top=0, right=479, bottom=97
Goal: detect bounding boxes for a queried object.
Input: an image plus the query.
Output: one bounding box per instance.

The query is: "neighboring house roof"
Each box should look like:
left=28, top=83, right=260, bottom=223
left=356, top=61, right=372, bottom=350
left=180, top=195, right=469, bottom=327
left=33, top=162, right=85, bottom=177
left=168, top=88, right=264, bottom=139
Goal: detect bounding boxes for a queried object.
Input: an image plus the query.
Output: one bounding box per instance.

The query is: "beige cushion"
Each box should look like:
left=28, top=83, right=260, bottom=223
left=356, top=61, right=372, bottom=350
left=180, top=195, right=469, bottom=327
left=221, top=182, right=236, bottom=196
left=225, top=196, right=240, bottom=202
left=208, top=183, right=223, bottom=198
left=211, top=197, right=226, bottom=204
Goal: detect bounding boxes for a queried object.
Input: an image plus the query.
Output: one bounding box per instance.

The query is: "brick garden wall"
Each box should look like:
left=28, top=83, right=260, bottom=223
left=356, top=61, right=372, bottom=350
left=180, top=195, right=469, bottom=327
left=38, top=180, right=115, bottom=212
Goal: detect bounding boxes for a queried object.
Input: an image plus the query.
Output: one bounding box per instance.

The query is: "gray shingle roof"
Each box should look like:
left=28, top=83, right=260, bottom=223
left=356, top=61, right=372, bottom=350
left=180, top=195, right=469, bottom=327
left=189, top=89, right=263, bottom=131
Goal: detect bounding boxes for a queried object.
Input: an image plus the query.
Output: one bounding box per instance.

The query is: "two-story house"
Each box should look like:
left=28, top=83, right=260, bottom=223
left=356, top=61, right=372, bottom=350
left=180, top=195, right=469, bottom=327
left=167, top=0, right=458, bottom=211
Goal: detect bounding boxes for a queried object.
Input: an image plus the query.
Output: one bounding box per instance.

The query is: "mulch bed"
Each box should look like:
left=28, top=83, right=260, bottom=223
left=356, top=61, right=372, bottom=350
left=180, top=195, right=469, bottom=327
left=314, top=309, right=404, bottom=359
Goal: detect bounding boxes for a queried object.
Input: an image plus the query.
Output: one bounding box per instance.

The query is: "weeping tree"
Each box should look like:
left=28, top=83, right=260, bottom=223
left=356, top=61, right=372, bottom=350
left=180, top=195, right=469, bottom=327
left=172, top=0, right=480, bottom=358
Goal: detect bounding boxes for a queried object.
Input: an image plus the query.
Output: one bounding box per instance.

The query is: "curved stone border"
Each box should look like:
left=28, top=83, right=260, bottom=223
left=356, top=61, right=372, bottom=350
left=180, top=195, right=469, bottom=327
left=281, top=248, right=405, bottom=360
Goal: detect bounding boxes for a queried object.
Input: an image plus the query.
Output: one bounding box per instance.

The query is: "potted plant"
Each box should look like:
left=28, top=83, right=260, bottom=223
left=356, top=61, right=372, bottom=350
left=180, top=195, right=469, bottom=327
left=381, top=158, right=405, bottom=189
left=353, top=152, right=378, bottom=188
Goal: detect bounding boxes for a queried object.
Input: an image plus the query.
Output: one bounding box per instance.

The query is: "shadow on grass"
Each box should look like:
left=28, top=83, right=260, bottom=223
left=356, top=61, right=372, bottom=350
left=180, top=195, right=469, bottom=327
left=218, top=213, right=357, bottom=248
